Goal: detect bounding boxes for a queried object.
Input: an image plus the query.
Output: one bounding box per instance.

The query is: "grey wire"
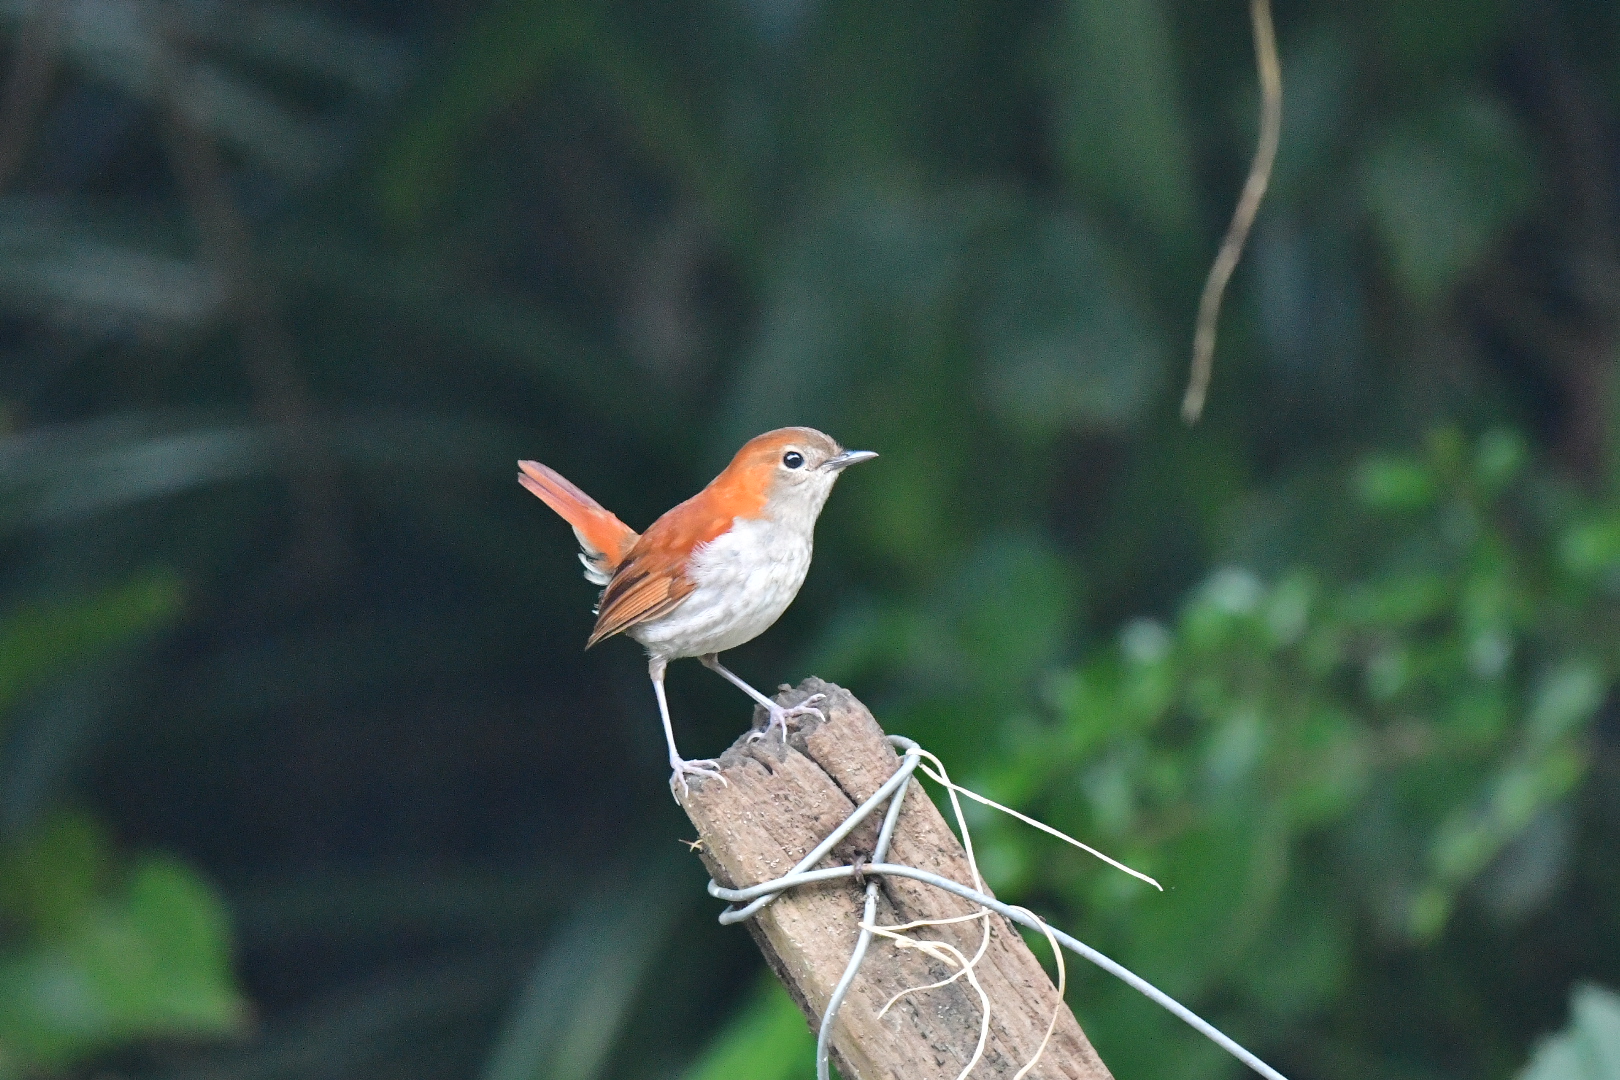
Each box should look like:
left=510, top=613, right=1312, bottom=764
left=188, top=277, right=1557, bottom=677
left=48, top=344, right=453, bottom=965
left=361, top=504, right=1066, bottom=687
left=707, top=733, right=1291, bottom=1080
left=714, top=862, right=1288, bottom=1080
left=814, top=744, right=914, bottom=1080
left=709, top=744, right=922, bottom=924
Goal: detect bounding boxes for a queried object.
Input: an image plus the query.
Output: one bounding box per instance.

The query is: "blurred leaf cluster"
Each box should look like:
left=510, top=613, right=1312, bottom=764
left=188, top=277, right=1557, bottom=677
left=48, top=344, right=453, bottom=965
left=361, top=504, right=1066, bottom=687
left=0, top=579, right=246, bottom=1076
left=0, top=0, right=1616, bottom=1078
left=779, top=428, right=1620, bottom=1078
left=987, top=430, right=1617, bottom=1077
left=1519, top=984, right=1620, bottom=1080
left=0, top=813, right=247, bottom=1077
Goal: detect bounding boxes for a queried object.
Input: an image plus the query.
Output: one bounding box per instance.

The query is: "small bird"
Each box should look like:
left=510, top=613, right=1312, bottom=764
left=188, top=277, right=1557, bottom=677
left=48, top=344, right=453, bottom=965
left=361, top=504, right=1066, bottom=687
left=519, top=427, right=876, bottom=794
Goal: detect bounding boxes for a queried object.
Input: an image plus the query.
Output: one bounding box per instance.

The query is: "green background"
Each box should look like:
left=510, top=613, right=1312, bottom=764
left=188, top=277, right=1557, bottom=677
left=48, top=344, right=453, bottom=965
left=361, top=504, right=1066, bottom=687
left=1, top=0, right=1619, bottom=1077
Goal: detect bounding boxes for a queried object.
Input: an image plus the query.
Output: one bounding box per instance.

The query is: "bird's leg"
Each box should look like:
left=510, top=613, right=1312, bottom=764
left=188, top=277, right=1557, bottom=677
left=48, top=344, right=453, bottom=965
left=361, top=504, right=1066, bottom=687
left=699, top=654, right=826, bottom=744
left=650, top=655, right=725, bottom=799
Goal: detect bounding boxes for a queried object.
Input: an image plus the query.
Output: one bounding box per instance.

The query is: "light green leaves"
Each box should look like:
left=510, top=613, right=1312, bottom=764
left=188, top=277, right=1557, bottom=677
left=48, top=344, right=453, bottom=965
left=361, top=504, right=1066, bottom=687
left=1044, top=429, right=1610, bottom=960
left=1520, top=985, right=1620, bottom=1080
left=1526, top=661, right=1606, bottom=748
left=0, top=577, right=245, bottom=1076
left=1355, top=455, right=1437, bottom=512
left=1560, top=515, right=1620, bottom=579
left=1475, top=429, right=1529, bottom=492
left=0, top=816, right=248, bottom=1074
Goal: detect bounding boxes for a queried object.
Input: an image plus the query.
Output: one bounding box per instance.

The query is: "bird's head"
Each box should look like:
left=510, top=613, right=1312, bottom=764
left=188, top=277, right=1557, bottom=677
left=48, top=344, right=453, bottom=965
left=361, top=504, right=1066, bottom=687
left=718, top=427, right=877, bottom=529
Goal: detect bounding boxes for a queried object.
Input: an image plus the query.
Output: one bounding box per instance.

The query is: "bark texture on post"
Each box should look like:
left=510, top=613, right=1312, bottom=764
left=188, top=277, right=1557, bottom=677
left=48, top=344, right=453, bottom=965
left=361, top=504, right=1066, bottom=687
left=677, top=678, right=1112, bottom=1080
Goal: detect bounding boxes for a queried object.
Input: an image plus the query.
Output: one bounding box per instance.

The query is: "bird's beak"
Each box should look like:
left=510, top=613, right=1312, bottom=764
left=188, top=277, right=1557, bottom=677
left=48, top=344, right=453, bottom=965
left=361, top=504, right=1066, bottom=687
left=823, top=449, right=878, bottom=472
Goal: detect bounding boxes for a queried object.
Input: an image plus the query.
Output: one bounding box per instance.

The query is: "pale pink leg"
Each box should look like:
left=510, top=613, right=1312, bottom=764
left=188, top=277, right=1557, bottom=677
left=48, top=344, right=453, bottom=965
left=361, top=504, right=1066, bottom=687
left=700, top=654, right=826, bottom=744
left=650, top=655, right=725, bottom=798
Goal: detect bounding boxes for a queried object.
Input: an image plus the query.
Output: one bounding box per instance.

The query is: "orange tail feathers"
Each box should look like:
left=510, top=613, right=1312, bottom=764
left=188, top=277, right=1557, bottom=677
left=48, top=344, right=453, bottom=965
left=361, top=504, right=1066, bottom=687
left=518, top=461, right=639, bottom=584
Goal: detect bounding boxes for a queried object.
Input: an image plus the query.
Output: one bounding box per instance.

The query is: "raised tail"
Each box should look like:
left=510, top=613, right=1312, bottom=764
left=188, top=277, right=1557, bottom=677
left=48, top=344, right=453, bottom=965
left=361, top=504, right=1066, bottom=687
left=518, top=460, right=639, bottom=584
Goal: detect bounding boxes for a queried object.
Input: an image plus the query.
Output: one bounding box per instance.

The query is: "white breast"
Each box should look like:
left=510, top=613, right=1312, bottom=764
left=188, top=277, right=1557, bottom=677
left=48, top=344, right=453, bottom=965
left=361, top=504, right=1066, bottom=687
left=628, top=515, right=813, bottom=659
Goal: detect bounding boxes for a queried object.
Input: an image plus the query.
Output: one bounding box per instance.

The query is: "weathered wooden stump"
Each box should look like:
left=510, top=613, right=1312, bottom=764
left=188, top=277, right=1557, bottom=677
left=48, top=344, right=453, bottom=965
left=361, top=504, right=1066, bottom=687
left=677, top=677, right=1112, bottom=1080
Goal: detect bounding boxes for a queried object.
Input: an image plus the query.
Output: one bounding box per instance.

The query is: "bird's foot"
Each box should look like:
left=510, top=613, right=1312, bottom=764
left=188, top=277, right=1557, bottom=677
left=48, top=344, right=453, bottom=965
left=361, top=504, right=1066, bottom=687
left=747, top=693, right=827, bottom=745
left=669, top=756, right=727, bottom=799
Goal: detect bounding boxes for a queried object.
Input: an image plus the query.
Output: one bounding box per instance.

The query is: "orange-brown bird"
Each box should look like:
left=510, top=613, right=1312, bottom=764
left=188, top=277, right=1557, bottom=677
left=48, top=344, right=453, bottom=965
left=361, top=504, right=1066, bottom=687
left=519, top=428, right=876, bottom=794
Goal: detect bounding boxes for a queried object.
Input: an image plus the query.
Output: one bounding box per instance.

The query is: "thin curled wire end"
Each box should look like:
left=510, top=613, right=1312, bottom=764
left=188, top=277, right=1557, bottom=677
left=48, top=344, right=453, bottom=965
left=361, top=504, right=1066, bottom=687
left=1183, top=0, right=1282, bottom=424
left=1008, top=905, right=1065, bottom=1080
left=861, top=921, right=993, bottom=1080
left=914, top=760, right=1162, bottom=891
left=870, top=917, right=990, bottom=1020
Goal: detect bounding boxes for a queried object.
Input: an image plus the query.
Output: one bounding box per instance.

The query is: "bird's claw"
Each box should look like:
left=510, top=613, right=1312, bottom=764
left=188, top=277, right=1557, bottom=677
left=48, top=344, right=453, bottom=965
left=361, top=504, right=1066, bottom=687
left=747, top=693, right=828, bottom=744
left=670, top=757, right=727, bottom=799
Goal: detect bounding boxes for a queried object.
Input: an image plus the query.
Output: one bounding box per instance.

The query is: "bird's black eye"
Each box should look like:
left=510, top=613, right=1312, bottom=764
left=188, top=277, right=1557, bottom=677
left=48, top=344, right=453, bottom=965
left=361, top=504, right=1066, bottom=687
left=782, top=451, right=805, bottom=469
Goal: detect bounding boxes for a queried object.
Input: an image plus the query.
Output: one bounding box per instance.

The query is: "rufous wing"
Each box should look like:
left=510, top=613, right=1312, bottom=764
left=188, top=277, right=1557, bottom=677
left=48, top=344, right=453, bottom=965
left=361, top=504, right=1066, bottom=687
left=586, top=559, right=695, bottom=647
left=583, top=493, right=744, bottom=646
left=518, top=460, right=639, bottom=584
left=567, top=444, right=777, bottom=647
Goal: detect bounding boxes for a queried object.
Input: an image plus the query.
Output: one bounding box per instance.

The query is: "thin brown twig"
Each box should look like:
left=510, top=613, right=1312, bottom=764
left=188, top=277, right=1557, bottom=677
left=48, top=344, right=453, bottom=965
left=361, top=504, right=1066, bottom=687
left=1182, top=0, right=1281, bottom=424
left=0, top=0, right=68, bottom=192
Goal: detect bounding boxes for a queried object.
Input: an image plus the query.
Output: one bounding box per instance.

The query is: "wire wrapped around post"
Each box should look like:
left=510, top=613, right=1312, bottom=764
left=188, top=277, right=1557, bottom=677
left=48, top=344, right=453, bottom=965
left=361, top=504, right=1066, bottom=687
left=677, top=679, right=1291, bottom=1080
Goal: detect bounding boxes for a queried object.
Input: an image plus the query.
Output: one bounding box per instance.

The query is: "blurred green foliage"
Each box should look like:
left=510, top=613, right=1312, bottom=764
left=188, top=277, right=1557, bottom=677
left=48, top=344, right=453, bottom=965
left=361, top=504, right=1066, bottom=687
left=0, top=577, right=181, bottom=725
left=804, top=428, right=1620, bottom=1077
left=0, top=580, right=247, bottom=1076
left=0, top=815, right=248, bottom=1075
left=680, top=977, right=813, bottom=1080
left=1518, top=985, right=1620, bottom=1080
left=0, top=0, right=1616, bottom=1078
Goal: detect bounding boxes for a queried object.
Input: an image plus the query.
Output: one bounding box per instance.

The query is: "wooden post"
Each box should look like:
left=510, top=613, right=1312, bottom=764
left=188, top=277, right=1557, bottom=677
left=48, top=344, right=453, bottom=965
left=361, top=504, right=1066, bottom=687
left=677, top=678, right=1113, bottom=1080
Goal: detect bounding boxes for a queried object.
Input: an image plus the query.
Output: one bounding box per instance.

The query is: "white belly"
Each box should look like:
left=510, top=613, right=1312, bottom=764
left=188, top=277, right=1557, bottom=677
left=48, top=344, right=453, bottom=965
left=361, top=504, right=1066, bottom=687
left=629, top=516, right=812, bottom=658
